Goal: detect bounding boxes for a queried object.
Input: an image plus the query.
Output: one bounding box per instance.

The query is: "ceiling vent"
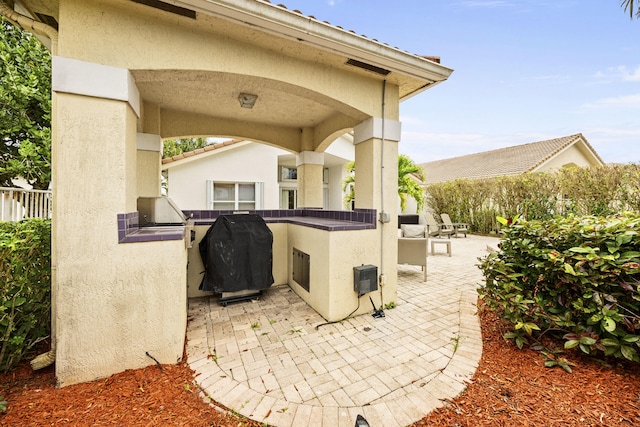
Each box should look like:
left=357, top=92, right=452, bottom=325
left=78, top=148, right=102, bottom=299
left=345, top=58, right=391, bottom=76
left=34, top=13, right=59, bottom=31
left=131, top=0, right=196, bottom=19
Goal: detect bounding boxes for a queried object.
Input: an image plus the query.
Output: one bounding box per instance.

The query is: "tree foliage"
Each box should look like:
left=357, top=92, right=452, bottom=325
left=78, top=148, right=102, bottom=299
left=0, top=17, right=51, bottom=190
left=342, top=154, right=426, bottom=213
left=162, top=137, right=212, bottom=159
left=398, top=154, right=426, bottom=213
left=621, top=0, right=640, bottom=19
left=342, top=160, right=356, bottom=209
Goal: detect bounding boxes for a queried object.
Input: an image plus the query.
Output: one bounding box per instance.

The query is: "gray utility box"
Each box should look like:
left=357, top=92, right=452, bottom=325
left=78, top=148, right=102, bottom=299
left=353, top=265, right=378, bottom=296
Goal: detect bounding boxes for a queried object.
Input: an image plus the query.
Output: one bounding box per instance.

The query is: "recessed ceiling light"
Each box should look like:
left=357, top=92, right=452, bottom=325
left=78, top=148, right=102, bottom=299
left=238, top=93, right=258, bottom=109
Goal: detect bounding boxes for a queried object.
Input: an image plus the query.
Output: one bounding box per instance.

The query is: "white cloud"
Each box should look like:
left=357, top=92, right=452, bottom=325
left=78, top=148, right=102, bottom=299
left=583, top=126, right=640, bottom=138
left=593, top=65, right=640, bottom=83
left=581, top=126, right=640, bottom=164
left=583, top=93, right=640, bottom=109
left=622, top=66, right=640, bottom=82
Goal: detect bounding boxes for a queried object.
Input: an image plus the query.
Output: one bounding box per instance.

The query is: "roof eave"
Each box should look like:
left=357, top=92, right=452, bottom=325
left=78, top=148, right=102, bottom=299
left=161, top=139, right=250, bottom=170
left=174, top=0, right=454, bottom=95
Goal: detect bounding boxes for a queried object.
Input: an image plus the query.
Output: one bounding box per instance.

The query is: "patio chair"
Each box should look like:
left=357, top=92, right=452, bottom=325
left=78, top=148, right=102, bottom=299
left=397, top=224, right=428, bottom=281
left=440, top=213, right=469, bottom=238
left=424, top=212, right=454, bottom=239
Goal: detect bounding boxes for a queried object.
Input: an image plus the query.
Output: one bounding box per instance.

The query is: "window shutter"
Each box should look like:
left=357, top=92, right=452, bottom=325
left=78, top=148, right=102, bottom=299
left=255, top=182, right=264, bottom=209
left=206, top=180, right=213, bottom=209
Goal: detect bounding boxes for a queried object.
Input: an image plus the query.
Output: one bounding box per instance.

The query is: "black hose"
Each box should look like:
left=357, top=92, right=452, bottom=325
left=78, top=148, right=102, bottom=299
left=314, top=295, right=361, bottom=330
left=145, top=351, right=163, bottom=370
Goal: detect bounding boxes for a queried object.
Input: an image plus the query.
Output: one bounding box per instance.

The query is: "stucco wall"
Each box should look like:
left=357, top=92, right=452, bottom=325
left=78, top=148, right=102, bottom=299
left=58, top=0, right=398, bottom=120
left=537, top=144, right=596, bottom=171
left=287, top=225, right=395, bottom=321
left=58, top=0, right=396, bottom=148
left=326, top=164, right=347, bottom=210
left=166, top=143, right=284, bottom=210
left=137, top=150, right=161, bottom=197
left=186, top=221, right=393, bottom=322
left=166, top=135, right=355, bottom=211
left=53, top=93, right=188, bottom=386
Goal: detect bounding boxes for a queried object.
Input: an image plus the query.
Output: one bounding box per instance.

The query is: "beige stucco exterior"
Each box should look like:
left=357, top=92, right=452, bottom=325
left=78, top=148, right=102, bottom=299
left=4, top=0, right=453, bottom=386
left=187, top=222, right=394, bottom=321
left=537, top=142, right=601, bottom=171
left=52, top=92, right=188, bottom=385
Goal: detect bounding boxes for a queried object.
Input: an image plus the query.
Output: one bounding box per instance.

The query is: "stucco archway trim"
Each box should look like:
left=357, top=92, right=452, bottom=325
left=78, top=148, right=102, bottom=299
left=354, top=118, right=402, bottom=144
left=52, top=56, right=140, bottom=117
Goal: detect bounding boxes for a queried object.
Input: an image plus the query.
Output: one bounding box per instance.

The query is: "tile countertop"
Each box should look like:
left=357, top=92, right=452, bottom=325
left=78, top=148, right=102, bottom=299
left=118, top=210, right=377, bottom=244
left=192, top=215, right=376, bottom=232
left=120, top=225, right=186, bottom=243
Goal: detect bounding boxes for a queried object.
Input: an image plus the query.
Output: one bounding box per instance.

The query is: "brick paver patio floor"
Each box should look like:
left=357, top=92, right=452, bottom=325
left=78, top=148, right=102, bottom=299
left=186, top=234, right=499, bottom=427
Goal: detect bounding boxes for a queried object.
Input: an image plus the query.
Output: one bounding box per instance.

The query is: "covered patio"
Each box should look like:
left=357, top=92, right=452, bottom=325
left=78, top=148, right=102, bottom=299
left=2, top=0, right=454, bottom=388
left=186, top=235, right=496, bottom=427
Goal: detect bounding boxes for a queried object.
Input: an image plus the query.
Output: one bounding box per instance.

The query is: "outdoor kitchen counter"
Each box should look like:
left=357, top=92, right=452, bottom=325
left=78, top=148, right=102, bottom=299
left=119, top=225, right=187, bottom=243
left=118, top=210, right=377, bottom=244
left=191, top=216, right=375, bottom=231
left=127, top=225, right=186, bottom=241
left=184, top=209, right=377, bottom=232
left=117, top=212, right=193, bottom=244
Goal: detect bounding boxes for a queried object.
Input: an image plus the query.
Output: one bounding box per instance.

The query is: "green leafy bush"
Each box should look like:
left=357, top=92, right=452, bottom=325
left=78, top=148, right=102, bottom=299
left=0, top=219, right=51, bottom=372
left=425, top=163, right=640, bottom=234
left=479, top=213, right=640, bottom=362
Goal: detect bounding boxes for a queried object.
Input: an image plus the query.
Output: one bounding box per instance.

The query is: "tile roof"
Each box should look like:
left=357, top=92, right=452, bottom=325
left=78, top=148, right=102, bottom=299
left=420, top=134, right=603, bottom=184
left=161, top=139, right=244, bottom=165
left=258, top=0, right=441, bottom=64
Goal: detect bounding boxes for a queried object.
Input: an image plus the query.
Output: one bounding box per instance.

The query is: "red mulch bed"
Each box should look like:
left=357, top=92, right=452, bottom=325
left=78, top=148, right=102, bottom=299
left=2, top=303, right=640, bottom=426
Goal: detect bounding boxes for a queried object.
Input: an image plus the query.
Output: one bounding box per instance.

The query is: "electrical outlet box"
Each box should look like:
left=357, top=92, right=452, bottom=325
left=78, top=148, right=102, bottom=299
left=379, top=212, right=390, bottom=223
left=353, top=265, right=378, bottom=296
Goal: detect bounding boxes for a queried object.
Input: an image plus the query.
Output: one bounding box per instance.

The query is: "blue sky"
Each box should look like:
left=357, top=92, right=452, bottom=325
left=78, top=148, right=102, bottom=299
left=280, top=0, right=639, bottom=164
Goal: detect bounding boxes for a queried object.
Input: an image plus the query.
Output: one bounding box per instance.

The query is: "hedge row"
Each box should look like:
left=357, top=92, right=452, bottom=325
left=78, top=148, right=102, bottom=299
left=0, top=219, right=51, bottom=372
left=426, top=163, right=640, bottom=234
left=479, top=213, right=640, bottom=363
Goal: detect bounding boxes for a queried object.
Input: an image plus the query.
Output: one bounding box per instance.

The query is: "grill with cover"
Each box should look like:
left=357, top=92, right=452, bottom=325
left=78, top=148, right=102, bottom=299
left=199, top=214, right=274, bottom=305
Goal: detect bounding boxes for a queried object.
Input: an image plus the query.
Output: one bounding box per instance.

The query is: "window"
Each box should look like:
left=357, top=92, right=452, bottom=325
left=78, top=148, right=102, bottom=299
left=206, top=181, right=263, bottom=210
left=280, top=188, right=297, bottom=209
left=279, top=166, right=297, bottom=181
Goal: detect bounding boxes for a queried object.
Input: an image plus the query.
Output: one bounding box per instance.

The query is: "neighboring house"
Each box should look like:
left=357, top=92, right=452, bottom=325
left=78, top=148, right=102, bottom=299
left=161, top=134, right=354, bottom=211
left=420, top=134, right=604, bottom=185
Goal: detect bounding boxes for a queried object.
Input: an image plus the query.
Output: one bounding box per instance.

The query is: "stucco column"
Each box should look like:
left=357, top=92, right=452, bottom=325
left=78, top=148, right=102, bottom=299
left=51, top=57, right=187, bottom=387
left=137, top=133, right=162, bottom=197
left=353, top=117, right=401, bottom=306
left=296, top=151, right=324, bottom=208
left=353, top=118, right=401, bottom=211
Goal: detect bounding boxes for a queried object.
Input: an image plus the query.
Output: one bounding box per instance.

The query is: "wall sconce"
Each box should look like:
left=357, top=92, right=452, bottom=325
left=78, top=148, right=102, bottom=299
left=238, top=93, right=258, bottom=109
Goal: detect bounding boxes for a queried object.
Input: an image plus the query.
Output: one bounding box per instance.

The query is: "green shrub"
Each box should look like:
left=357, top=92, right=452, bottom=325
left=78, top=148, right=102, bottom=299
left=0, top=219, right=51, bottom=372
left=425, top=163, right=640, bottom=234
left=479, top=213, right=640, bottom=362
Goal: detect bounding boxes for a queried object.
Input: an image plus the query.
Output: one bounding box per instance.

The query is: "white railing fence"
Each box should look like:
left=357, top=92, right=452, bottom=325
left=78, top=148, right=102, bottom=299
left=1, top=187, right=52, bottom=222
